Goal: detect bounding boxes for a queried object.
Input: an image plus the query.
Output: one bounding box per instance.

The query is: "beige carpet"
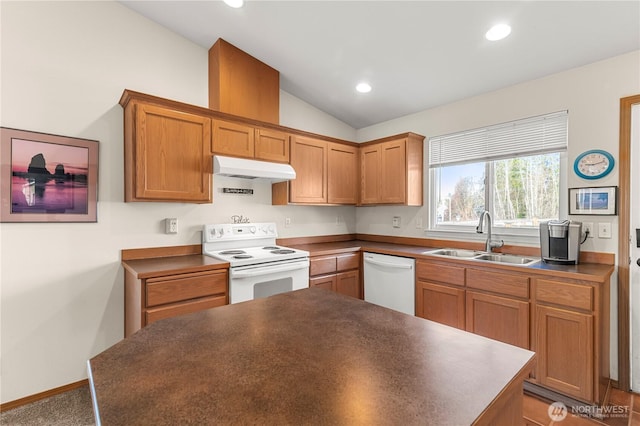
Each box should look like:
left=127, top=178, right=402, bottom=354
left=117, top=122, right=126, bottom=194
left=0, top=385, right=95, bottom=426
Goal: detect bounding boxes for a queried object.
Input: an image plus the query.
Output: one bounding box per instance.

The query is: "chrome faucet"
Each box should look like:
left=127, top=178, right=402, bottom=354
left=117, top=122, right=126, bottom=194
left=476, top=211, right=504, bottom=252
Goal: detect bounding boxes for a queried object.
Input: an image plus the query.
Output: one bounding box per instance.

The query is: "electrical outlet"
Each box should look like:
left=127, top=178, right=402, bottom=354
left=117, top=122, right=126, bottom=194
left=598, top=222, right=612, bottom=239
left=393, top=216, right=401, bottom=228
left=583, top=222, right=594, bottom=238
left=165, top=218, right=178, bottom=234
left=416, top=217, right=423, bottom=229
left=285, top=217, right=291, bottom=228
left=336, top=216, right=342, bottom=226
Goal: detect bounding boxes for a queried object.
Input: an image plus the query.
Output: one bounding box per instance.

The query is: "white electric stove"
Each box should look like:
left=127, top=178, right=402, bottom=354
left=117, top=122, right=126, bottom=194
left=203, top=222, right=310, bottom=304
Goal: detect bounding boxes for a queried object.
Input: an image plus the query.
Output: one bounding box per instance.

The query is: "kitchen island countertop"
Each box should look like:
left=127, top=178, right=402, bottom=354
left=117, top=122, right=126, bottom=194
left=88, top=288, right=535, bottom=425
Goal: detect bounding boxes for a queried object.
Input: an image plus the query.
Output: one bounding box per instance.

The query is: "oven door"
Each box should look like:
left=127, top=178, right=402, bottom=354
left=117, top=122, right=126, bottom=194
left=229, top=258, right=310, bottom=304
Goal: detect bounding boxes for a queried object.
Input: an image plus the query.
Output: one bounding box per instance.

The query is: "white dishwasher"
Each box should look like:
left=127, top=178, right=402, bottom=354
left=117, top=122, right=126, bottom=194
left=363, top=252, right=415, bottom=315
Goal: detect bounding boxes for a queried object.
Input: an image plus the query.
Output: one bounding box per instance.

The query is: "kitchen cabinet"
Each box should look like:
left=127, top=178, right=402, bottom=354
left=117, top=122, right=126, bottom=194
left=466, top=291, right=529, bottom=349
left=309, top=251, right=361, bottom=299
left=415, top=260, right=465, bottom=329
left=124, top=267, right=228, bottom=337
left=272, top=136, right=358, bottom=205
left=121, top=96, right=212, bottom=203
left=212, top=119, right=290, bottom=163
left=359, top=133, right=424, bottom=206
left=289, top=135, right=328, bottom=203
left=416, top=254, right=609, bottom=404
left=465, top=268, right=530, bottom=349
left=533, top=278, right=598, bottom=402
left=327, top=142, right=359, bottom=204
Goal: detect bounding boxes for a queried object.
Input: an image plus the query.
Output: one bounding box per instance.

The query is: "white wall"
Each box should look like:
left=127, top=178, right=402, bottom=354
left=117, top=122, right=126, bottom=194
left=355, top=50, right=640, bottom=381
left=0, top=1, right=356, bottom=403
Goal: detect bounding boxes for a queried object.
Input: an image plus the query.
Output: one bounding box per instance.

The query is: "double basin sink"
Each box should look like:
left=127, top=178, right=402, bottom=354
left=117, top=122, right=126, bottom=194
left=423, top=248, right=539, bottom=266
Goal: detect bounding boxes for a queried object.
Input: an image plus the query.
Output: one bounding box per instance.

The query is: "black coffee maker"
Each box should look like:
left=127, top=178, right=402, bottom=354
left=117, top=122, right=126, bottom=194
left=539, top=220, right=582, bottom=264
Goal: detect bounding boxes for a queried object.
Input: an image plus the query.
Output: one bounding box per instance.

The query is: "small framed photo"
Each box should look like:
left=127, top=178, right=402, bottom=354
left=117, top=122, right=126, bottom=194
left=569, top=186, right=617, bottom=215
left=1, top=127, right=99, bottom=222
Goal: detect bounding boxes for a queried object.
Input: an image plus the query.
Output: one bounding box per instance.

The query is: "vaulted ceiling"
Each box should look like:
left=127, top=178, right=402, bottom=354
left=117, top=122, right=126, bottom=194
left=120, top=1, right=640, bottom=129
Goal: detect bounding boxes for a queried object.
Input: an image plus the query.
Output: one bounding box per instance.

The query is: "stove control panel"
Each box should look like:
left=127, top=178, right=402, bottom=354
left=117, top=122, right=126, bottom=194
left=203, top=222, right=277, bottom=243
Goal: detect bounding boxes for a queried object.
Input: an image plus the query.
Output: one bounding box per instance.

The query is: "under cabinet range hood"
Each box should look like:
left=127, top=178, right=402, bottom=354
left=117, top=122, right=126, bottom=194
left=213, top=155, right=296, bottom=182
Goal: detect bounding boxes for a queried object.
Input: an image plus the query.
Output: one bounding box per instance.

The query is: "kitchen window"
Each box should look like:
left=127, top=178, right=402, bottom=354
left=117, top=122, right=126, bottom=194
left=428, top=111, right=568, bottom=238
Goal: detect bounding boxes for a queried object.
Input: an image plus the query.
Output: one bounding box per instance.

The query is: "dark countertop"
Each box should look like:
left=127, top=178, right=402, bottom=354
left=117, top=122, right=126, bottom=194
left=288, top=239, right=614, bottom=283
left=122, top=254, right=228, bottom=279
left=89, top=288, right=535, bottom=425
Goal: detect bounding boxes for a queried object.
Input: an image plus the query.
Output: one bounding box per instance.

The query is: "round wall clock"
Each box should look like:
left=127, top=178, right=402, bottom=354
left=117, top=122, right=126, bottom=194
left=573, top=149, right=615, bottom=180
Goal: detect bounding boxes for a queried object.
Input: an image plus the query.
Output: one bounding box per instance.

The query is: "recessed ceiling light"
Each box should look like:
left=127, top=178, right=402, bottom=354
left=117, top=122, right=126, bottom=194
left=356, top=82, right=372, bottom=93
left=485, top=23, right=511, bottom=41
left=224, top=0, right=244, bottom=8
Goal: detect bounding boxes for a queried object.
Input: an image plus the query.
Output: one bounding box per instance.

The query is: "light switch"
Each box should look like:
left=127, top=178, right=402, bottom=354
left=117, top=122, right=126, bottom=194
left=598, top=222, right=612, bottom=239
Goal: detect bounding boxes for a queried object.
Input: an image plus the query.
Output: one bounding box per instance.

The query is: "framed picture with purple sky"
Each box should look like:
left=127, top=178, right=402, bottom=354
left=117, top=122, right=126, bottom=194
left=1, top=127, right=98, bottom=222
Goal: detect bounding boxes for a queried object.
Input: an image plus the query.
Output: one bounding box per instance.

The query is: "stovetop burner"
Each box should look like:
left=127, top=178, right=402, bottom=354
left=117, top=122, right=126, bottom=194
left=202, top=222, right=310, bottom=267
left=271, top=249, right=295, bottom=255
left=220, top=250, right=247, bottom=255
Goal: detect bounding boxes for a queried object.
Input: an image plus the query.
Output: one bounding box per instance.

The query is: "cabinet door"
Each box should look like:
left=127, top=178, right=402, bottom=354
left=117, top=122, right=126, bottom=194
left=536, top=305, right=593, bottom=401
left=289, top=136, right=327, bottom=203
left=466, top=291, right=529, bottom=349
left=416, top=281, right=465, bottom=330
left=327, top=142, right=358, bottom=204
left=212, top=120, right=255, bottom=158
left=309, top=274, right=336, bottom=292
left=360, top=144, right=381, bottom=204
left=134, top=103, right=211, bottom=202
left=255, top=128, right=289, bottom=163
left=380, top=139, right=406, bottom=203
left=336, top=270, right=361, bottom=299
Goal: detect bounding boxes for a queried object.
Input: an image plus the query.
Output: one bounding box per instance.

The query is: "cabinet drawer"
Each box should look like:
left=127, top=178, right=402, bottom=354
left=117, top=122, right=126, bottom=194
left=416, top=261, right=465, bottom=286
left=146, top=295, right=227, bottom=324
left=146, top=271, right=227, bottom=307
left=535, top=279, right=593, bottom=311
left=310, top=256, right=337, bottom=276
left=466, top=269, right=529, bottom=299
left=336, top=253, right=359, bottom=272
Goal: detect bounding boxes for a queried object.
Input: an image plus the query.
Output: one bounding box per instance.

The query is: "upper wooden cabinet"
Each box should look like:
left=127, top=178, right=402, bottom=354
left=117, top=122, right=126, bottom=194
left=289, top=135, right=328, bottom=203
left=359, top=133, right=424, bottom=206
left=212, top=120, right=289, bottom=163
left=121, top=96, right=212, bottom=203
left=328, top=142, right=359, bottom=204
left=208, top=38, right=279, bottom=124
left=272, top=136, right=358, bottom=205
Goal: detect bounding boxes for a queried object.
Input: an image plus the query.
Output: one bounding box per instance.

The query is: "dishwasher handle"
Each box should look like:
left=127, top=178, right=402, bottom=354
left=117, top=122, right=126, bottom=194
left=364, top=256, right=413, bottom=269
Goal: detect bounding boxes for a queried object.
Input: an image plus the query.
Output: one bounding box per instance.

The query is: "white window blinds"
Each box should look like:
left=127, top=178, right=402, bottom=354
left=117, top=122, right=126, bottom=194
left=429, top=110, right=568, bottom=167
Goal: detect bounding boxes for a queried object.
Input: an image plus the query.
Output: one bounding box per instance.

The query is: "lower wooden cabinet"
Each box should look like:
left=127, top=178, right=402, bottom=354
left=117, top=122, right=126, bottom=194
left=535, top=305, right=594, bottom=401
left=125, top=268, right=228, bottom=337
left=466, top=290, right=529, bottom=349
left=416, top=258, right=609, bottom=404
left=309, top=251, right=362, bottom=299
left=416, top=281, right=465, bottom=329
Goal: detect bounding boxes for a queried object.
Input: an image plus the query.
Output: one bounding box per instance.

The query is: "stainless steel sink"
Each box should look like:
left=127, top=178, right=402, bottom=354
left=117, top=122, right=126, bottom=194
left=423, top=248, right=539, bottom=266
left=473, top=253, right=539, bottom=265
left=423, top=248, right=484, bottom=258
